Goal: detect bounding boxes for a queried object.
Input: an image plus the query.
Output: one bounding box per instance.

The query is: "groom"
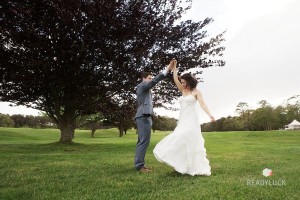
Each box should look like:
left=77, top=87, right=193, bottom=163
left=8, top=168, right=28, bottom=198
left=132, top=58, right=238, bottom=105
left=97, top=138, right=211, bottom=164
left=134, top=59, right=175, bottom=173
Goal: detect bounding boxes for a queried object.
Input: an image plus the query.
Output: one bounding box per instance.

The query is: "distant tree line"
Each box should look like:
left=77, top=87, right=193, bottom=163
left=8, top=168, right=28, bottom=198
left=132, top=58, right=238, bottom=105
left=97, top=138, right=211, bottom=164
left=0, top=112, right=177, bottom=137
left=0, top=114, right=55, bottom=128
left=202, top=95, right=300, bottom=132
left=152, top=115, right=177, bottom=132
left=83, top=114, right=178, bottom=137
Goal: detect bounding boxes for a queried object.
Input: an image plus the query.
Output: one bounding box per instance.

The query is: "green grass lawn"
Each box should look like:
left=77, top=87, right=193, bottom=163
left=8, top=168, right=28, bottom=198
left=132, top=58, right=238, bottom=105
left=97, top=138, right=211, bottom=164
left=0, top=127, right=299, bottom=200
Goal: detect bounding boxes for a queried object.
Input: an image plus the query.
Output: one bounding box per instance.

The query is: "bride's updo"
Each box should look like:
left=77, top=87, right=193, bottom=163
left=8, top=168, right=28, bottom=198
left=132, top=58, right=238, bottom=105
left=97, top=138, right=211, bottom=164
left=180, top=73, right=198, bottom=89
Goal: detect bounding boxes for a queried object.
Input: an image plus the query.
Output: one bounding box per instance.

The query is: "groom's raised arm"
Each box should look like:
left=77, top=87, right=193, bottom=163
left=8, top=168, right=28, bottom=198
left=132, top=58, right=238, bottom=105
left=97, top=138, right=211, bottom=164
left=139, top=60, right=175, bottom=91
left=140, top=72, right=166, bottom=91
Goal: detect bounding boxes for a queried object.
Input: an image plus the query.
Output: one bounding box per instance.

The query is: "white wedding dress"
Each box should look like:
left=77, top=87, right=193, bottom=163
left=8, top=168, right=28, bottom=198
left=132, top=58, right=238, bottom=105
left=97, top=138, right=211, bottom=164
left=153, top=95, right=211, bottom=176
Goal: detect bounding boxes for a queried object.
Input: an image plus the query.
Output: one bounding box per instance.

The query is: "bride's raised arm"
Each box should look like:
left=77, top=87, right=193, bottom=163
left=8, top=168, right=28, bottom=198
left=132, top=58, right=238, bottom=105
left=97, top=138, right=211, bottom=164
left=173, top=62, right=184, bottom=92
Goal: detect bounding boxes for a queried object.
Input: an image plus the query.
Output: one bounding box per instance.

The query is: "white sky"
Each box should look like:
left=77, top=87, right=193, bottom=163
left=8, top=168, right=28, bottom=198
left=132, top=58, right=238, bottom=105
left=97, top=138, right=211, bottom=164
left=1, top=0, right=300, bottom=122
left=157, top=0, right=300, bottom=122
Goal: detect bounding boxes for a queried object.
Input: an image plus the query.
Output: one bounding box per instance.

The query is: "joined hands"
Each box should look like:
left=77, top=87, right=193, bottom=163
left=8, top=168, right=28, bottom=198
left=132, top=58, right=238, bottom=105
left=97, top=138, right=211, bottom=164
left=167, top=58, right=177, bottom=72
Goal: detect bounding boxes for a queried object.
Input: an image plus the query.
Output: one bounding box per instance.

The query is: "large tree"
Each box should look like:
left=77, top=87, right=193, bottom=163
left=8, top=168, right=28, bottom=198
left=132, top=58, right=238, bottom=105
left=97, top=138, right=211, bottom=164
left=0, top=0, right=225, bottom=143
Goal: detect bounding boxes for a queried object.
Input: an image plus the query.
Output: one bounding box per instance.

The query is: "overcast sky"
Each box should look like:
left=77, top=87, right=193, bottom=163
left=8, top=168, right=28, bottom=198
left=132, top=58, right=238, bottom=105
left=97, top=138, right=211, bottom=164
left=157, top=0, right=300, bottom=122
left=1, top=0, right=299, bottom=122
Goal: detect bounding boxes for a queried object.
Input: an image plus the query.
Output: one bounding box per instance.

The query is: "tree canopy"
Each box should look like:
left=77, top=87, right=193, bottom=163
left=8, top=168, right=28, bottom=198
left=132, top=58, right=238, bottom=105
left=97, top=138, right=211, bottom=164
left=0, top=0, right=225, bottom=143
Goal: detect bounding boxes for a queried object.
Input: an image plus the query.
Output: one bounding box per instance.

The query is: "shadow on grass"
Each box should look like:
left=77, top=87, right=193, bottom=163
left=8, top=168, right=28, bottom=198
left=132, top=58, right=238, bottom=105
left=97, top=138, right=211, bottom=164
left=161, top=170, right=212, bottom=179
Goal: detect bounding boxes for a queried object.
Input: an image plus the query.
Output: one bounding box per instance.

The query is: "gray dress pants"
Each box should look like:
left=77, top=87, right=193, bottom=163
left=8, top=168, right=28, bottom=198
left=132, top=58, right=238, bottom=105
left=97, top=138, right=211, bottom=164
left=134, top=116, right=152, bottom=170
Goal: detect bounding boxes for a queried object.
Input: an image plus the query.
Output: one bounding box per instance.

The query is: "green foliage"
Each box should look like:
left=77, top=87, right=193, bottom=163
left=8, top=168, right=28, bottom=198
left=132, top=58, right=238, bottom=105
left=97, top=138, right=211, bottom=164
left=0, top=114, right=14, bottom=127
left=0, top=128, right=299, bottom=199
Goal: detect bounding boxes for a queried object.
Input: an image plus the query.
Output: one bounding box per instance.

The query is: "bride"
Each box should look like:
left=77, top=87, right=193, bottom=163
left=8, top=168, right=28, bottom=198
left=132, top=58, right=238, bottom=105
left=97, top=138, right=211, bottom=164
left=153, top=60, right=215, bottom=176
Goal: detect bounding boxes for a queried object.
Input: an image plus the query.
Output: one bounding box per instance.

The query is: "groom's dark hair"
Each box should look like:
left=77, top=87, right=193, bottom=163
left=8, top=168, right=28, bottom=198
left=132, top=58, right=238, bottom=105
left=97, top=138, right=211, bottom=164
left=140, top=72, right=152, bottom=79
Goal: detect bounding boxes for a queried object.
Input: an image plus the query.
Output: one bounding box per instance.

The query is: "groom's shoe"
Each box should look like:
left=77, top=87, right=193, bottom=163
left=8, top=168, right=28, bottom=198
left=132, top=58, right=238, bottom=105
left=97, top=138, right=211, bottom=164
left=144, top=166, right=152, bottom=170
left=138, top=167, right=152, bottom=173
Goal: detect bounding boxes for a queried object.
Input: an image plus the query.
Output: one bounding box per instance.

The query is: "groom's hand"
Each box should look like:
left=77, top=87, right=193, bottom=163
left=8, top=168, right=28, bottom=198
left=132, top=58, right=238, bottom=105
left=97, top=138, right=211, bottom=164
left=173, top=59, right=177, bottom=69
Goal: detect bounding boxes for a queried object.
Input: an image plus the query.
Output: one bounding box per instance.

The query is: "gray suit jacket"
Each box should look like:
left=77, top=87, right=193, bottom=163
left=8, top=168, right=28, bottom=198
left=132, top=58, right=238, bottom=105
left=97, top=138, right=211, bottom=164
left=135, top=73, right=166, bottom=119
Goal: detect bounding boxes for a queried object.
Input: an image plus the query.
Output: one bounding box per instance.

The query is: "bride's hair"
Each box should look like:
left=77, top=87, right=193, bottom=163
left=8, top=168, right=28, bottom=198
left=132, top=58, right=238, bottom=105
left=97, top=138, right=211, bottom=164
left=180, top=73, right=198, bottom=89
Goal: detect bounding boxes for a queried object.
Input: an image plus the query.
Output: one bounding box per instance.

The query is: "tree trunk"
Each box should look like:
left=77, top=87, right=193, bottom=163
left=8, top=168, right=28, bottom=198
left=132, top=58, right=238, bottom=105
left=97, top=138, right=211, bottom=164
left=91, top=128, right=96, bottom=138
left=119, top=127, right=123, bottom=137
left=60, top=123, right=75, bottom=143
